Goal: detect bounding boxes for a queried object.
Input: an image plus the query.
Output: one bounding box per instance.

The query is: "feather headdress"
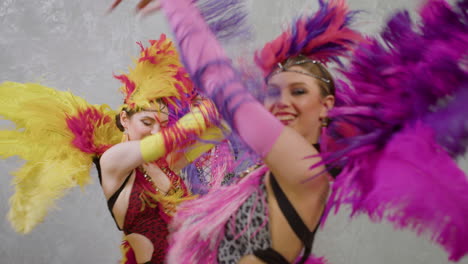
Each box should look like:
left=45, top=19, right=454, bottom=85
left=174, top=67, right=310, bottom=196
left=157, top=0, right=361, bottom=262
left=254, top=0, right=362, bottom=77
left=114, top=34, right=194, bottom=118
left=0, top=34, right=200, bottom=234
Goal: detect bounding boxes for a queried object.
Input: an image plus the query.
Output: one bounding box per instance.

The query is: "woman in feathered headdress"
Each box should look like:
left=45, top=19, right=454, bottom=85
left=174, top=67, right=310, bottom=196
left=114, top=0, right=468, bottom=263
left=112, top=0, right=360, bottom=263
left=0, top=34, right=226, bottom=264
left=98, top=34, right=230, bottom=264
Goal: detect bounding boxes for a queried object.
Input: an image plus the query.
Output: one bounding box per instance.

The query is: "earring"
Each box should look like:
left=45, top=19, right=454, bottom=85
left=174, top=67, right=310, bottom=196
left=121, top=130, right=129, bottom=142
left=321, top=117, right=329, bottom=128
left=320, top=117, right=329, bottom=153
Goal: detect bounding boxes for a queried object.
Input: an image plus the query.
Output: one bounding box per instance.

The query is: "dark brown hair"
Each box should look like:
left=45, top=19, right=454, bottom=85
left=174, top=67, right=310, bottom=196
left=114, top=108, right=137, bottom=132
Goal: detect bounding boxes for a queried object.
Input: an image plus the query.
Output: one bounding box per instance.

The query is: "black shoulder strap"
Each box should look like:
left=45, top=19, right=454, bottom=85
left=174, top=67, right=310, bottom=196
left=93, top=156, right=132, bottom=231
left=254, top=145, right=324, bottom=264
left=312, top=143, right=342, bottom=178
left=270, top=174, right=318, bottom=264
left=253, top=174, right=320, bottom=264
left=92, top=156, right=103, bottom=184
left=270, top=174, right=316, bottom=245
left=105, top=173, right=132, bottom=231
left=313, top=143, right=320, bottom=152
left=253, top=247, right=290, bottom=264
left=107, top=173, right=132, bottom=211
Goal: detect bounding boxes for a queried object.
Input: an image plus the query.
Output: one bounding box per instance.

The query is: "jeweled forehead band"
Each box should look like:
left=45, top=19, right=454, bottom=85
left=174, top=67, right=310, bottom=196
left=267, top=58, right=331, bottom=85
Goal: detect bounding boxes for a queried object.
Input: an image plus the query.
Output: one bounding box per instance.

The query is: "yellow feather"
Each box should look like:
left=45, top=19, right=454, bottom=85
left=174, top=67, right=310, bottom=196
left=118, top=35, right=193, bottom=110
left=0, top=82, right=121, bottom=233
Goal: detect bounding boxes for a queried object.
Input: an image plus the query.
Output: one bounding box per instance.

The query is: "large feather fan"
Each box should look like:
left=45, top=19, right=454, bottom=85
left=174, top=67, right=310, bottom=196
left=0, top=82, right=121, bottom=233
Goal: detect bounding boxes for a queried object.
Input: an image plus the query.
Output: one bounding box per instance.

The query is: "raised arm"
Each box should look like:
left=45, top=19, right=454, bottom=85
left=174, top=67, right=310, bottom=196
left=160, top=0, right=325, bottom=192
left=99, top=102, right=218, bottom=193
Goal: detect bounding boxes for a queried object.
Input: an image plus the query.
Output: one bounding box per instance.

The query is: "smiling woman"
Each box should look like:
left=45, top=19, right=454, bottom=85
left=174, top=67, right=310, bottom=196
left=149, top=0, right=362, bottom=263
left=113, top=0, right=468, bottom=263
left=265, top=57, right=335, bottom=145
left=2, top=0, right=468, bottom=263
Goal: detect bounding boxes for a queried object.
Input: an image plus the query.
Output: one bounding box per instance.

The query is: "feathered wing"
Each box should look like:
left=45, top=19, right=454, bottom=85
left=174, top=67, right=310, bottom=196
left=323, top=0, right=468, bottom=261
left=0, top=82, right=121, bottom=233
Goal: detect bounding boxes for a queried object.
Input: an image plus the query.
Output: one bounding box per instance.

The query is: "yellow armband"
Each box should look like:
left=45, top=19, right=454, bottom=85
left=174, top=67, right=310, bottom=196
left=140, top=106, right=210, bottom=162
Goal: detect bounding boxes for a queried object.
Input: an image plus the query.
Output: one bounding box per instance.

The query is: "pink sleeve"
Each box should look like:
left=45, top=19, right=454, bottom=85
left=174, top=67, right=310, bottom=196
left=161, top=0, right=283, bottom=157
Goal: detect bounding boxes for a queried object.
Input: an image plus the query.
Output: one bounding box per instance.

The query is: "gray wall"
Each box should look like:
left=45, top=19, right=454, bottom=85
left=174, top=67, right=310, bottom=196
left=0, top=0, right=466, bottom=263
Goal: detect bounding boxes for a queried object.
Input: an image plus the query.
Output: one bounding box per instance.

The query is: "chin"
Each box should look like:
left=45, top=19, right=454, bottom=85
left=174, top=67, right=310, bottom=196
left=288, top=124, right=303, bottom=135
left=131, top=135, right=145, bottom=141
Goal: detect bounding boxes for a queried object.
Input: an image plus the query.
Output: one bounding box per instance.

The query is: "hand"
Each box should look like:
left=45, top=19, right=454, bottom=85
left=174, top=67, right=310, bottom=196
left=109, top=0, right=162, bottom=15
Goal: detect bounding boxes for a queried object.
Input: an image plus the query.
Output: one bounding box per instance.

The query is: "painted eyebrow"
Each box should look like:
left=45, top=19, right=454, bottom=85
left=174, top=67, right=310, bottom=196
left=140, top=115, right=157, bottom=120
left=289, top=82, right=308, bottom=87
left=267, top=81, right=309, bottom=88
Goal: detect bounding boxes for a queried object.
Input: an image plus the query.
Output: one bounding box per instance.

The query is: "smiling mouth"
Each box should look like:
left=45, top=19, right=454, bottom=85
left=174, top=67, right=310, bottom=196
left=274, top=113, right=296, bottom=125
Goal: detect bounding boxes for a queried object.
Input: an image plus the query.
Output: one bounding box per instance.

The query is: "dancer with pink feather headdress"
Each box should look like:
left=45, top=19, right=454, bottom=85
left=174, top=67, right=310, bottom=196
left=112, top=0, right=468, bottom=263
left=113, top=0, right=359, bottom=263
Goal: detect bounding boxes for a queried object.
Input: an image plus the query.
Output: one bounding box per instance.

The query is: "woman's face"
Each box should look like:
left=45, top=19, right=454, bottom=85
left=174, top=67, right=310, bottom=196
left=120, top=102, right=169, bottom=141
left=265, top=66, right=334, bottom=144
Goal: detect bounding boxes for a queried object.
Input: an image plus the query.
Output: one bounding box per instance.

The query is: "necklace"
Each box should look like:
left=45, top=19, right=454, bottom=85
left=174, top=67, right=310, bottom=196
left=140, top=160, right=184, bottom=196
left=240, top=162, right=263, bottom=178
left=142, top=172, right=168, bottom=195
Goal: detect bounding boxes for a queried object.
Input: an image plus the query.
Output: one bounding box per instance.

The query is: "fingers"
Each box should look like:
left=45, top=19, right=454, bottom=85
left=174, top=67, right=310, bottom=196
left=108, top=0, right=123, bottom=13
left=108, top=0, right=159, bottom=14
left=139, top=0, right=162, bottom=16
left=136, top=0, right=153, bottom=10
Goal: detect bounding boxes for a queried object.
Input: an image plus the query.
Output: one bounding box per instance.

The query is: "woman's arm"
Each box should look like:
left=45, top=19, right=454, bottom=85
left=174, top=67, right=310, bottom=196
left=168, top=125, right=226, bottom=172
left=99, top=103, right=216, bottom=194
left=168, top=99, right=227, bottom=172
left=99, top=140, right=144, bottom=195
left=160, top=0, right=325, bottom=193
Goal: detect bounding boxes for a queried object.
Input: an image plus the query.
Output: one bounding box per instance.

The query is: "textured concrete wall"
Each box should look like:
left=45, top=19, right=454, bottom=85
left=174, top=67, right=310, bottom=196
left=0, top=0, right=466, bottom=263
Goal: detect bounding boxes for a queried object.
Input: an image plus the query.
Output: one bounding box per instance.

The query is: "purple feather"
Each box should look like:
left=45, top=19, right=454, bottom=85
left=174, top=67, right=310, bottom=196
left=424, top=85, right=468, bottom=158
left=288, top=0, right=360, bottom=63
left=254, top=0, right=363, bottom=76
left=322, top=0, right=468, bottom=261
left=327, top=0, right=468, bottom=160
left=194, top=0, right=251, bottom=41
left=325, top=123, right=468, bottom=261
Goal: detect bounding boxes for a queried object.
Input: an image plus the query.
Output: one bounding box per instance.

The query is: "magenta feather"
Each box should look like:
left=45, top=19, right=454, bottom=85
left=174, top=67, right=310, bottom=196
left=254, top=0, right=363, bottom=77
left=323, top=0, right=468, bottom=261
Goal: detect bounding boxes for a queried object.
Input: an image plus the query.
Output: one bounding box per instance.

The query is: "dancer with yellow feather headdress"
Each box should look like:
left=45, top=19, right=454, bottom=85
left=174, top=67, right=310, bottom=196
left=0, top=34, right=225, bottom=264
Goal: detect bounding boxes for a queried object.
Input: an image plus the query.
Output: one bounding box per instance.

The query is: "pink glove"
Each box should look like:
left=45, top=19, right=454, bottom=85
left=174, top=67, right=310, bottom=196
left=161, top=0, right=284, bottom=157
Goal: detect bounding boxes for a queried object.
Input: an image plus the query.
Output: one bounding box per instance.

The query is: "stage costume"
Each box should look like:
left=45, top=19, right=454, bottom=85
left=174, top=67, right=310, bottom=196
left=147, top=0, right=359, bottom=263
left=0, top=34, right=225, bottom=264
left=106, top=0, right=468, bottom=262
left=134, top=0, right=468, bottom=262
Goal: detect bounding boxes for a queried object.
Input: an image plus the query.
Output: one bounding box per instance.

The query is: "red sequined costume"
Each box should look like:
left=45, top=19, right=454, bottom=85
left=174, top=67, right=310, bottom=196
left=124, top=171, right=168, bottom=263
left=95, top=158, right=189, bottom=264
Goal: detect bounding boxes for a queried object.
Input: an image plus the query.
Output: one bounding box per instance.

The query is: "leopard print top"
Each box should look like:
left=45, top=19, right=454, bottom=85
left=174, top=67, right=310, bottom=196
left=217, top=181, right=270, bottom=263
